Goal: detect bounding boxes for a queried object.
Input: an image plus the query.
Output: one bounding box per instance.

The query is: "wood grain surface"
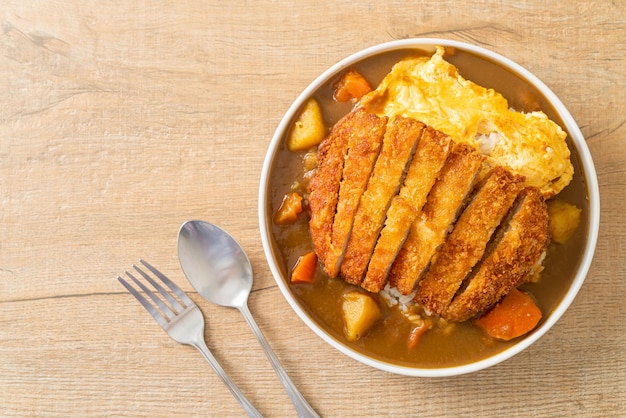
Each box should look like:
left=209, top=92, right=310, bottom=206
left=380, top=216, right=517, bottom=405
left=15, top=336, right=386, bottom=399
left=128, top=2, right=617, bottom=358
left=1, top=1, right=624, bottom=417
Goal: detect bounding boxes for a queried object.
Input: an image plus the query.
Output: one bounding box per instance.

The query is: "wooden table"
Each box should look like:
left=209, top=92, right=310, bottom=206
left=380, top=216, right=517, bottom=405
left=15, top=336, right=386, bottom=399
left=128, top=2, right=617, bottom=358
left=1, top=2, right=624, bottom=416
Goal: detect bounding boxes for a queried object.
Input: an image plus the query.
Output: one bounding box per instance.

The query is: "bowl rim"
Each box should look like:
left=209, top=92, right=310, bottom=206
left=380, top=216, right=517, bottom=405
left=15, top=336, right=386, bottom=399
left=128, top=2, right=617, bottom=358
left=258, top=38, right=600, bottom=377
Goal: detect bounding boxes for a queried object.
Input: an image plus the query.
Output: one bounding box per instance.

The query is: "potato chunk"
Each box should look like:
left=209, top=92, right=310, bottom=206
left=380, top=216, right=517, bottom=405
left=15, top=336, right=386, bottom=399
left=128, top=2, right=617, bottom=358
left=341, top=291, right=381, bottom=341
left=547, top=200, right=582, bottom=244
left=287, top=98, right=326, bottom=151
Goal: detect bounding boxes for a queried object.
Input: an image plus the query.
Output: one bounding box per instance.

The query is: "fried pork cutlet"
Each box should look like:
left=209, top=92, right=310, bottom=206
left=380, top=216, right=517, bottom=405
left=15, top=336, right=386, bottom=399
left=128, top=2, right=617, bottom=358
left=361, top=127, right=452, bottom=293
left=324, top=110, right=388, bottom=277
left=414, top=166, right=525, bottom=315
left=339, top=116, right=424, bottom=285
left=388, top=143, right=485, bottom=295
left=308, top=109, right=388, bottom=276
left=444, top=187, right=551, bottom=322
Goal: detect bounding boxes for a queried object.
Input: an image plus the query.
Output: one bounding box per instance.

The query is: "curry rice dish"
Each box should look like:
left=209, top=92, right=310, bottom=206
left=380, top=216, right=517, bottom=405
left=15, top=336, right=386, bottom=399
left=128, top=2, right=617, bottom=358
left=270, top=47, right=583, bottom=367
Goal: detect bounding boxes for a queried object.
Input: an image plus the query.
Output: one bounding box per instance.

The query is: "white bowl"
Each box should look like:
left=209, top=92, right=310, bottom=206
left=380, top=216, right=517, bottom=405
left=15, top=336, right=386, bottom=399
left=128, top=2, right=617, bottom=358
left=259, top=38, right=600, bottom=377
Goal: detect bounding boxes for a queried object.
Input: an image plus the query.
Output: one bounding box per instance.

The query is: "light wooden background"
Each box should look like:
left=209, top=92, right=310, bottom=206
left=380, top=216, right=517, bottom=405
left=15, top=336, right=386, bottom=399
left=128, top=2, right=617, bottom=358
left=1, top=1, right=624, bottom=417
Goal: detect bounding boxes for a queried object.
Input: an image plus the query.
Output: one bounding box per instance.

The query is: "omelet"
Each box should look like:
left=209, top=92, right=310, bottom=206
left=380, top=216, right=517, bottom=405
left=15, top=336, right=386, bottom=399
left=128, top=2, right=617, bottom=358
left=359, top=46, right=573, bottom=197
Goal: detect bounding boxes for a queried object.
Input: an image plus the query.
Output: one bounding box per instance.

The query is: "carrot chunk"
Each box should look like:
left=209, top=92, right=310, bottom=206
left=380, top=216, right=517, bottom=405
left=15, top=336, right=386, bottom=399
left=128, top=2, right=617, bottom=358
left=290, top=251, right=318, bottom=284
left=273, top=192, right=303, bottom=225
left=333, top=69, right=373, bottom=102
left=474, top=288, right=542, bottom=341
left=407, top=322, right=429, bottom=349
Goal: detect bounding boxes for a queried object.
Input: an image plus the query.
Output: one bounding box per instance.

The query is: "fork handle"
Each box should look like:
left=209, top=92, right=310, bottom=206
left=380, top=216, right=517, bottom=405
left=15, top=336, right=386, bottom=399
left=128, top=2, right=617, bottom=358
left=192, top=338, right=263, bottom=418
left=239, top=303, right=320, bottom=418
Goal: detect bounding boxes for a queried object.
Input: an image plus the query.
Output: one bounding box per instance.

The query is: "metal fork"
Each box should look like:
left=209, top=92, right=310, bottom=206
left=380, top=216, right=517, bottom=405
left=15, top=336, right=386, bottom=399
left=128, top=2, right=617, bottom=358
left=118, top=259, right=263, bottom=418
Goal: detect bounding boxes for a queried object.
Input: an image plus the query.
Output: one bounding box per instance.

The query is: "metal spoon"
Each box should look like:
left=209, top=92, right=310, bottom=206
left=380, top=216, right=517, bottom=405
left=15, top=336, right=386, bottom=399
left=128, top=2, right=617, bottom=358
left=177, top=220, right=320, bottom=418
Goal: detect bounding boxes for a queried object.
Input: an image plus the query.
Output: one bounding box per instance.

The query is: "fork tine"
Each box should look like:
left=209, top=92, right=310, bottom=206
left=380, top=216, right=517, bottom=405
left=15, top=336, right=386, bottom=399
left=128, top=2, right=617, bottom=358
left=125, top=270, right=178, bottom=321
left=139, top=259, right=194, bottom=306
left=118, top=275, right=168, bottom=328
left=133, top=263, right=187, bottom=313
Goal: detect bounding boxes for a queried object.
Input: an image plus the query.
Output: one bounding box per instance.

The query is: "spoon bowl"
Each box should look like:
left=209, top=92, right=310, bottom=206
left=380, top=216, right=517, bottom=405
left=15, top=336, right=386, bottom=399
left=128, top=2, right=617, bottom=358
left=177, top=220, right=320, bottom=418
left=178, top=220, right=252, bottom=309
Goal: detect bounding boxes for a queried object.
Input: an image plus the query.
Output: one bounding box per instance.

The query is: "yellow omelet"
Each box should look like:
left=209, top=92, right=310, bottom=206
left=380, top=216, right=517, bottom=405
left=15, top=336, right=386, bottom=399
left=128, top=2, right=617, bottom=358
left=359, top=46, right=573, bottom=197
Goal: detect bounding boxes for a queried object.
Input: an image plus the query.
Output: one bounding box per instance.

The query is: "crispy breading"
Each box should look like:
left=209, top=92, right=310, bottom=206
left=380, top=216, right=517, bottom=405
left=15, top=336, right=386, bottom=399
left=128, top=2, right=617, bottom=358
left=415, top=166, right=525, bottom=315
left=444, top=187, right=551, bottom=322
left=339, top=116, right=424, bottom=285
left=308, top=110, right=387, bottom=274
left=322, top=111, right=388, bottom=277
left=397, top=127, right=452, bottom=208
left=308, top=109, right=387, bottom=276
left=361, top=196, right=417, bottom=292
left=388, top=143, right=485, bottom=295
left=361, top=127, right=452, bottom=293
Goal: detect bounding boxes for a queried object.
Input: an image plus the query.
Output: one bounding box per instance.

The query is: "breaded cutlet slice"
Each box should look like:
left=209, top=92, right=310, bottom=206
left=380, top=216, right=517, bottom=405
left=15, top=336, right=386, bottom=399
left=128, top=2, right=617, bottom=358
left=340, top=116, right=424, bottom=285
left=414, top=166, right=525, bottom=315
left=443, top=187, right=551, bottom=322
left=361, top=127, right=452, bottom=293
left=389, top=143, right=485, bottom=295
left=308, top=109, right=387, bottom=275
left=322, top=110, right=388, bottom=277
left=360, top=196, right=417, bottom=292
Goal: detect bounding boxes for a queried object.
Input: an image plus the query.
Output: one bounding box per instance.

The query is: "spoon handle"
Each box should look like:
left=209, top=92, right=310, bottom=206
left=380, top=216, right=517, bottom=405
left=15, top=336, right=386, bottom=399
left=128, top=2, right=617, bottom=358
left=192, top=336, right=264, bottom=418
left=239, top=303, right=321, bottom=418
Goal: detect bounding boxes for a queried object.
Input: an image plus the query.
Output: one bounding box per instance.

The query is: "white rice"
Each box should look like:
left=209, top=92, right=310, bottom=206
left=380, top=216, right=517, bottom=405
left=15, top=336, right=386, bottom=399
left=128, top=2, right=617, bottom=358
left=476, top=131, right=502, bottom=155
left=379, top=283, right=417, bottom=313
left=379, top=283, right=430, bottom=327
